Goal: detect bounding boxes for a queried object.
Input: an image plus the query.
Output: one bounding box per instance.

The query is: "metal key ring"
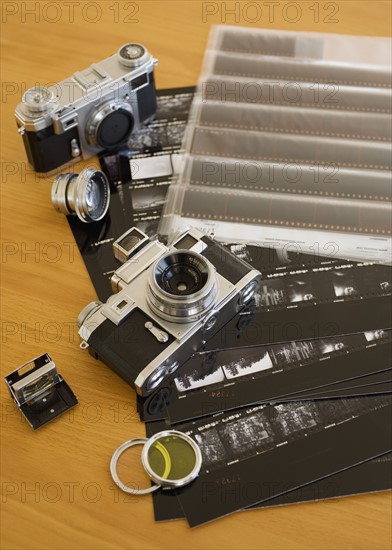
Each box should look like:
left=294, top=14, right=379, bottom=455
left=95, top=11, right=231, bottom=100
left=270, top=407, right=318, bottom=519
left=110, top=438, right=162, bottom=495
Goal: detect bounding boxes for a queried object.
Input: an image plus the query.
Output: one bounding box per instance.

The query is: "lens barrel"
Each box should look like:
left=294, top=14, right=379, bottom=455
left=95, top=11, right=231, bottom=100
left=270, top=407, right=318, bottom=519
left=51, top=168, right=110, bottom=223
left=147, top=250, right=218, bottom=323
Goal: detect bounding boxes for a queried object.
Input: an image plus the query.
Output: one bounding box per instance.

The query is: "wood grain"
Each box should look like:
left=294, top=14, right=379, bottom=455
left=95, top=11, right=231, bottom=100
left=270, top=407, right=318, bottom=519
left=1, top=2, right=391, bottom=548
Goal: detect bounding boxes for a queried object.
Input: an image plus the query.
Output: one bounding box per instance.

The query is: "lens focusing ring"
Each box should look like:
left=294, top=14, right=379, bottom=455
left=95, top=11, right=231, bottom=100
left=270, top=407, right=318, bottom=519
left=51, top=168, right=110, bottom=223
left=147, top=250, right=218, bottom=323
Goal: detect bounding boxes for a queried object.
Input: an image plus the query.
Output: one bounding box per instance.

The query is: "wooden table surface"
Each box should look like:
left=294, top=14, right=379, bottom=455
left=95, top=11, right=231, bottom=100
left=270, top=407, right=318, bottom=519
left=1, top=1, right=391, bottom=548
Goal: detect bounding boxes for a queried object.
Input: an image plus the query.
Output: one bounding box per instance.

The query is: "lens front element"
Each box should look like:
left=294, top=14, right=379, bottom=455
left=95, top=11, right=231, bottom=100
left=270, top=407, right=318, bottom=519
left=156, top=251, right=208, bottom=296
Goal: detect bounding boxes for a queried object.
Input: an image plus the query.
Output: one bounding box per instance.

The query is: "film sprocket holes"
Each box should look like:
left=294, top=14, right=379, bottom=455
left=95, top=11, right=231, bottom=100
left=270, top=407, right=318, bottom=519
left=78, top=226, right=261, bottom=396
left=110, top=430, right=202, bottom=495
left=51, top=167, right=110, bottom=223
left=15, top=43, right=157, bottom=174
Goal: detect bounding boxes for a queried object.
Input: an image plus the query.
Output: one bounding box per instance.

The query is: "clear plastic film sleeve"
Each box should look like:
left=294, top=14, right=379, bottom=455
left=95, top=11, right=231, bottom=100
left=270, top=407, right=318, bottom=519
left=208, top=25, right=392, bottom=66
left=183, top=156, right=392, bottom=201
left=200, top=76, right=392, bottom=113
left=204, top=51, right=392, bottom=89
left=159, top=184, right=392, bottom=262
left=195, top=100, right=392, bottom=142
left=159, top=25, right=392, bottom=263
left=162, top=184, right=391, bottom=234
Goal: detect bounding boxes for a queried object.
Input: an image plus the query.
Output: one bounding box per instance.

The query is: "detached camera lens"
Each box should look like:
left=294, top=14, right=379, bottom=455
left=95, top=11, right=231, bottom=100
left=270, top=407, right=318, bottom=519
left=51, top=168, right=110, bottom=223
left=147, top=250, right=218, bottom=323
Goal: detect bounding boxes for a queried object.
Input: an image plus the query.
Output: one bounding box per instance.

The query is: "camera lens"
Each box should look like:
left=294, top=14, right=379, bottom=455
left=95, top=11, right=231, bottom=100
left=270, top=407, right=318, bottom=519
left=87, top=101, right=134, bottom=149
left=51, top=167, right=110, bottom=223
left=147, top=250, right=218, bottom=323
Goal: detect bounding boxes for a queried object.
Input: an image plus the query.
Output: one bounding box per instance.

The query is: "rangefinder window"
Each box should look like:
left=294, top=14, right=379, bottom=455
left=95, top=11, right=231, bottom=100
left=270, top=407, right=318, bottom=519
left=130, top=73, right=149, bottom=91
left=173, top=235, right=199, bottom=250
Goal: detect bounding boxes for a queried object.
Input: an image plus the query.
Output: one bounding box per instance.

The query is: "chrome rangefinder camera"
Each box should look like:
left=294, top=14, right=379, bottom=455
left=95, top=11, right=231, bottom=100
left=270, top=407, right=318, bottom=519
left=78, top=227, right=261, bottom=396
left=15, top=43, right=157, bottom=174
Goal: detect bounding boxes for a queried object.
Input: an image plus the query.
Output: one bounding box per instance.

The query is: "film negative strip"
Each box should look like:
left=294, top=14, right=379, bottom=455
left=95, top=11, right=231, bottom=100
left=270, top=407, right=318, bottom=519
left=166, top=184, right=392, bottom=236
left=249, top=260, right=391, bottom=311
left=138, top=329, right=392, bottom=422
left=203, top=257, right=391, bottom=352
left=290, top=369, right=392, bottom=401
left=186, top=155, right=392, bottom=202
left=148, top=395, right=392, bottom=527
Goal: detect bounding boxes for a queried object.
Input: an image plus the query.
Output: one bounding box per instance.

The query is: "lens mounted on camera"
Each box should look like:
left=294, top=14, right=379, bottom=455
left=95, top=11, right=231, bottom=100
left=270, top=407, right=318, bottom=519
left=147, top=250, right=218, bottom=323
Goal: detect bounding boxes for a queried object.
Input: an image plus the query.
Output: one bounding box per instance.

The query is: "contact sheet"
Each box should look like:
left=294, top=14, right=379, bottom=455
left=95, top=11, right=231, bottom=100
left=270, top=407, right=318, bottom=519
left=139, top=329, right=391, bottom=423
left=152, top=453, right=392, bottom=522
left=148, top=395, right=392, bottom=526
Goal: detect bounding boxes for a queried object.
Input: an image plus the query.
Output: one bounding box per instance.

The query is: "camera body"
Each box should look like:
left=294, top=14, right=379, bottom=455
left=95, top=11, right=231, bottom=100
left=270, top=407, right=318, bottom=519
left=15, top=43, right=157, bottom=174
left=78, top=227, right=261, bottom=396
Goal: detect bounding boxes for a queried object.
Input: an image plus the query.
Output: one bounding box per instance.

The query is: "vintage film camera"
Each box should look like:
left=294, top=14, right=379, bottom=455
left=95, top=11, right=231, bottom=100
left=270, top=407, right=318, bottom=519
left=78, top=227, right=261, bottom=396
left=15, top=43, right=157, bottom=174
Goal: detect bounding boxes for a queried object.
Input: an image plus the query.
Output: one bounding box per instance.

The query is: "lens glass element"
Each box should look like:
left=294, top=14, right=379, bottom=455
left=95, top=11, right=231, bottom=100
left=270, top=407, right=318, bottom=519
left=84, top=171, right=109, bottom=221
left=155, top=252, right=209, bottom=296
